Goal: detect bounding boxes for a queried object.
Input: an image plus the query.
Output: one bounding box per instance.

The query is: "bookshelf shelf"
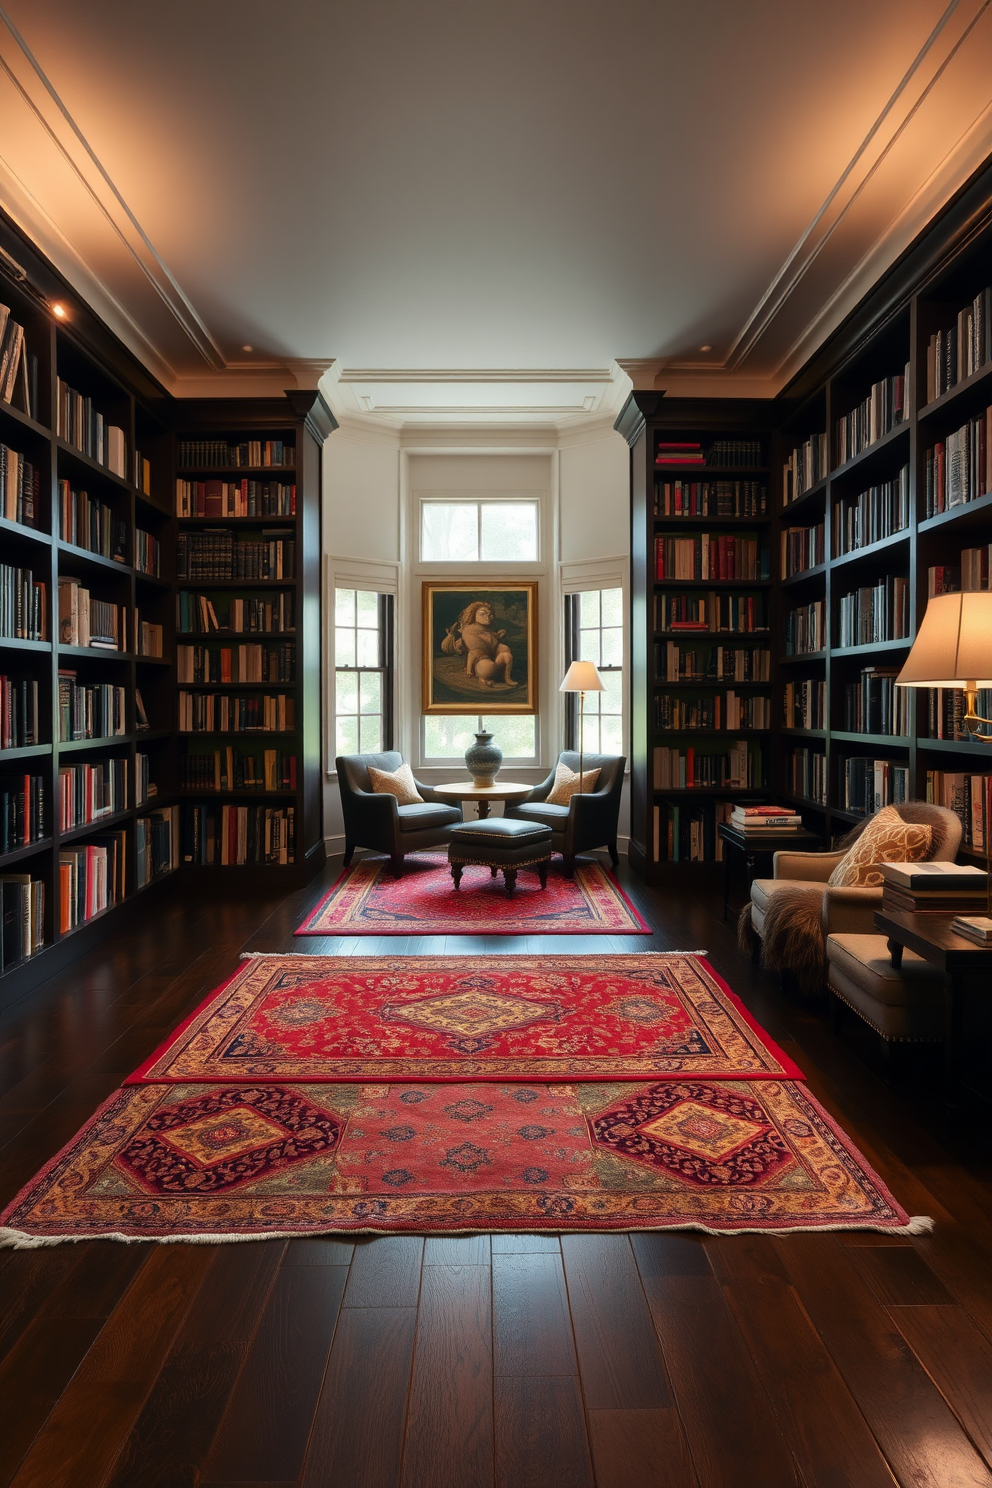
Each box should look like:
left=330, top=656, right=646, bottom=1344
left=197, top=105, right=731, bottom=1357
left=0, top=516, right=51, bottom=548
left=831, top=530, right=910, bottom=569
left=918, top=357, right=992, bottom=421
left=831, top=639, right=911, bottom=657
left=781, top=563, right=827, bottom=588
left=831, top=731, right=911, bottom=748
left=0, top=638, right=51, bottom=654
left=0, top=838, right=52, bottom=868
left=59, top=811, right=131, bottom=844
left=918, top=490, right=992, bottom=535
left=829, top=421, right=910, bottom=483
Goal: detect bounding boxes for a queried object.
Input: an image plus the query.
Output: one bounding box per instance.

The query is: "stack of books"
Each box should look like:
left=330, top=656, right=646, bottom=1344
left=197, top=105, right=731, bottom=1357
left=951, top=915, right=992, bottom=945
left=655, top=442, right=705, bottom=467
left=880, top=862, right=989, bottom=915
left=729, top=806, right=804, bottom=835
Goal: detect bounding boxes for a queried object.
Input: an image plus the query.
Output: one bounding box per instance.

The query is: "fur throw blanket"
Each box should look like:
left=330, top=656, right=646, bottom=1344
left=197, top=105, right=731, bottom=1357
left=739, top=888, right=826, bottom=996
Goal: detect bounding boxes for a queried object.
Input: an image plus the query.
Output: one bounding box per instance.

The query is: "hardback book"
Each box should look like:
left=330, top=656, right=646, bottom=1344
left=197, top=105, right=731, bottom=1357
left=732, top=806, right=799, bottom=818
left=880, top=862, right=987, bottom=891
left=951, top=915, right=992, bottom=944
left=882, top=884, right=988, bottom=915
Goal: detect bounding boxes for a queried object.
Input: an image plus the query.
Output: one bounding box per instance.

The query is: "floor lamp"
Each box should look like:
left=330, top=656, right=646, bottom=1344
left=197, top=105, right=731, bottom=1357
left=896, top=592, right=992, bottom=920
left=559, top=660, right=604, bottom=792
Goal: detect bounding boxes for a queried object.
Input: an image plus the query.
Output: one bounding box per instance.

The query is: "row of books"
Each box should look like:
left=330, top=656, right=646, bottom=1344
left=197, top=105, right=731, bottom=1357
left=781, top=522, right=824, bottom=577
left=177, top=692, right=296, bottom=733
left=57, top=674, right=127, bottom=741
left=136, top=806, right=179, bottom=888
left=58, top=579, right=124, bottom=650
left=835, top=367, right=910, bottom=465
left=56, top=379, right=127, bottom=477
left=176, top=530, right=296, bottom=581
left=788, top=746, right=827, bottom=805
left=652, top=800, right=735, bottom=862
left=182, top=748, right=298, bottom=793
left=708, top=440, right=763, bottom=467
left=925, top=770, right=991, bottom=851
left=783, top=431, right=829, bottom=504
left=654, top=692, right=772, bottom=731
left=175, top=479, right=297, bottom=518
left=183, top=803, right=296, bottom=864
left=1, top=775, right=45, bottom=853
left=841, top=757, right=910, bottom=814
left=134, top=450, right=152, bottom=497
left=176, top=592, right=296, bottom=635
left=652, top=740, right=764, bottom=790
left=136, top=752, right=156, bottom=808
left=655, top=642, right=770, bottom=682
left=653, top=592, right=766, bottom=632
left=837, top=577, right=909, bottom=647
left=178, top=440, right=295, bottom=469
left=1, top=442, right=39, bottom=528
left=927, top=544, right=992, bottom=595
left=177, top=642, right=295, bottom=684
left=58, top=758, right=128, bottom=832
left=0, top=304, right=34, bottom=415
left=654, top=481, right=767, bottom=517
left=57, top=482, right=126, bottom=561
left=783, top=678, right=826, bottom=730
left=924, top=687, right=992, bottom=742
left=134, top=530, right=161, bottom=577
left=0, top=875, right=44, bottom=968
left=654, top=534, right=768, bottom=582
left=59, top=832, right=126, bottom=932
left=834, top=467, right=909, bottom=556
left=0, top=675, right=40, bottom=749
left=784, top=600, right=825, bottom=655
left=924, top=286, right=992, bottom=402
left=0, top=565, right=47, bottom=641
left=843, top=668, right=913, bottom=736
left=136, top=621, right=163, bottom=658
left=923, top=406, right=991, bottom=515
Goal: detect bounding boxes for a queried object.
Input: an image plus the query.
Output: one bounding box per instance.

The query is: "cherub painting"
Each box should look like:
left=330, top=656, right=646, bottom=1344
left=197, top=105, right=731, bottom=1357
left=424, top=583, right=537, bottom=713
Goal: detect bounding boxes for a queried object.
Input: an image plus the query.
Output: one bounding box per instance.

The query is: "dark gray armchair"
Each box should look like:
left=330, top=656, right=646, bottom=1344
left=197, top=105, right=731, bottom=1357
left=336, top=751, right=463, bottom=874
left=504, top=750, right=625, bottom=875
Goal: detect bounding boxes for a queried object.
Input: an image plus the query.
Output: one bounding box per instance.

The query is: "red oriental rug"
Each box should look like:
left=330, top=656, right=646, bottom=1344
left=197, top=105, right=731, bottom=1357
left=294, top=854, right=650, bottom=936
left=128, top=953, right=805, bottom=1084
left=0, top=1077, right=928, bottom=1245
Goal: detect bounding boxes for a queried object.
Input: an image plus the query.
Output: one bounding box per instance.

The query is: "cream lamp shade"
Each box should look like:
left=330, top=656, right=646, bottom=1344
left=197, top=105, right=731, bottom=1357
left=559, top=660, right=605, bottom=693
left=895, top=592, right=992, bottom=688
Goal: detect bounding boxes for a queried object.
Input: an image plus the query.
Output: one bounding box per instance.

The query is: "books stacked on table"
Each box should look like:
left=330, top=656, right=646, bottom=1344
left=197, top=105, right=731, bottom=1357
left=951, top=915, right=992, bottom=945
left=729, top=806, right=804, bottom=835
left=880, top=862, right=989, bottom=916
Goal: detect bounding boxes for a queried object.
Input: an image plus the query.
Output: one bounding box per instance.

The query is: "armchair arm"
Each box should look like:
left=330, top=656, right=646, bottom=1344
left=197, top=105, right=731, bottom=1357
left=773, top=850, right=844, bottom=883
left=340, top=786, right=400, bottom=852
left=513, top=769, right=557, bottom=806
left=821, top=885, right=882, bottom=936
left=413, top=780, right=448, bottom=805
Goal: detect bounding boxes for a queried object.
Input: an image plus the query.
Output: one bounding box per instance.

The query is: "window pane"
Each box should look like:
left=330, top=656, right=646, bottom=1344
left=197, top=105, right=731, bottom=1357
left=359, top=671, right=381, bottom=713
left=335, top=588, right=355, bottom=626
left=601, top=588, right=623, bottom=628
left=336, top=671, right=358, bottom=714
left=480, top=503, right=538, bottom=562
left=581, top=691, right=601, bottom=716
left=600, top=669, right=623, bottom=713
left=578, top=628, right=601, bottom=666
left=336, top=714, right=359, bottom=755
left=579, top=712, right=599, bottom=753
left=601, top=626, right=623, bottom=667
left=335, top=629, right=355, bottom=667
left=356, top=590, right=379, bottom=626
left=600, top=715, right=623, bottom=754
left=424, top=714, right=480, bottom=757
left=356, top=628, right=379, bottom=667
left=359, top=713, right=382, bottom=752
left=482, top=714, right=536, bottom=757
left=422, top=503, right=478, bottom=562
left=579, top=590, right=600, bottom=628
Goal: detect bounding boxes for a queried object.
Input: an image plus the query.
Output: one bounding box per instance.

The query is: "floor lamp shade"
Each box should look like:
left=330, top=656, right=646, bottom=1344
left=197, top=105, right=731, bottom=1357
left=895, top=593, right=992, bottom=687
left=559, top=661, right=605, bottom=695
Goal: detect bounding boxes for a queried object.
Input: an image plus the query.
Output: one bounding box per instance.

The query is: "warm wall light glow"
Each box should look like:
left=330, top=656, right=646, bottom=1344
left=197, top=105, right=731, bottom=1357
left=241, top=344, right=253, bottom=352
left=51, top=303, right=66, bottom=318
left=699, top=344, right=712, bottom=352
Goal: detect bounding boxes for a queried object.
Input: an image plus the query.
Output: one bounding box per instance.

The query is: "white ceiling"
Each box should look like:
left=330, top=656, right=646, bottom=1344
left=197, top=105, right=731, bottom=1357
left=2, top=0, right=991, bottom=426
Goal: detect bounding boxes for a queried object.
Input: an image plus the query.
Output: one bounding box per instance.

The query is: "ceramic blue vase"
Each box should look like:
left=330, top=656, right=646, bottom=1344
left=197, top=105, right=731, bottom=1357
left=465, top=731, right=502, bottom=787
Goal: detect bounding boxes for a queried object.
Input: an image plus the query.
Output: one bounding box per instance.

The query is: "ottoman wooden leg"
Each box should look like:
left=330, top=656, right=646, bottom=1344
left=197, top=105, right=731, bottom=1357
left=503, top=868, right=517, bottom=897
left=490, top=865, right=498, bottom=878
left=538, top=862, right=548, bottom=889
left=451, top=863, right=463, bottom=890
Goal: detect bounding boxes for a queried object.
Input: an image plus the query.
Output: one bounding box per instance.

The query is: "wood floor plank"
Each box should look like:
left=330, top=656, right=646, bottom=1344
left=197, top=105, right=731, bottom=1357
left=8, top=1246, right=214, bottom=1488
left=560, top=1234, right=671, bottom=1410
left=493, top=1250, right=576, bottom=1377
left=888, top=1304, right=992, bottom=1469
left=281, top=1237, right=355, bottom=1266
left=490, top=1233, right=560, bottom=1254
left=424, top=1234, right=491, bottom=1265
left=301, top=1306, right=417, bottom=1488
left=631, top=1232, right=712, bottom=1278
left=853, top=1245, right=958, bottom=1307
left=0, top=1318, right=104, bottom=1487
left=495, top=1375, right=593, bottom=1488
left=201, top=1263, right=348, bottom=1485
left=586, top=1408, right=697, bottom=1488
left=400, top=1264, right=493, bottom=1488
left=344, top=1235, right=424, bottom=1308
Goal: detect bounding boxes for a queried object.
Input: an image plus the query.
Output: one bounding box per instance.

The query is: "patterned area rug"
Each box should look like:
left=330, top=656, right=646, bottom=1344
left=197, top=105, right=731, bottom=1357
left=294, top=854, right=650, bottom=936
left=0, top=1077, right=927, bottom=1245
left=128, top=953, right=805, bottom=1084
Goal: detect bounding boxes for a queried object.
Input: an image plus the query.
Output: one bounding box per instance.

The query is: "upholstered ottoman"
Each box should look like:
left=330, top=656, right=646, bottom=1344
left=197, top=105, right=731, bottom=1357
left=825, top=933, right=944, bottom=1044
left=447, top=818, right=553, bottom=896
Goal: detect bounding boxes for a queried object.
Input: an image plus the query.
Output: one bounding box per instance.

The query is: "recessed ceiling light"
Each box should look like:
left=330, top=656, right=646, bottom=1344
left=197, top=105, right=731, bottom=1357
left=241, top=344, right=253, bottom=353
left=52, top=303, right=66, bottom=319
left=699, top=344, right=712, bottom=352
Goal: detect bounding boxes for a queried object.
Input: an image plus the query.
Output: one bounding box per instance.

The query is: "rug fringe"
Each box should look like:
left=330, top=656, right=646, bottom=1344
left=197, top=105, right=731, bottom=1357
left=0, top=1217, right=934, bottom=1249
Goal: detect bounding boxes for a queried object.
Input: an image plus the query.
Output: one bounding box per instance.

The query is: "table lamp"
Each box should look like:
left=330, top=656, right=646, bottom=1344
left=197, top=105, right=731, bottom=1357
left=559, top=660, right=604, bottom=794
left=896, top=591, right=992, bottom=917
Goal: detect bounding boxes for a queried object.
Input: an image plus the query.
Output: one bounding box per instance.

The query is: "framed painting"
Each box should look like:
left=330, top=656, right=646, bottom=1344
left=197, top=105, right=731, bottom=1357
left=422, top=581, right=538, bottom=714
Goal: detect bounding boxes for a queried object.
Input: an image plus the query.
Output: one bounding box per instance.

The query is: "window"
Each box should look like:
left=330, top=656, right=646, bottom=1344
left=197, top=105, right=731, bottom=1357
left=565, top=587, right=624, bottom=754
left=421, top=500, right=539, bottom=562
left=423, top=714, right=536, bottom=760
left=333, top=588, right=392, bottom=756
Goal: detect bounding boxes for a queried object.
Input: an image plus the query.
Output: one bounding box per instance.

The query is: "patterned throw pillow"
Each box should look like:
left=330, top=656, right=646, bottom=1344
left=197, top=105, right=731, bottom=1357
left=827, top=805, right=932, bottom=888
left=367, top=762, right=423, bottom=806
left=546, top=761, right=601, bottom=807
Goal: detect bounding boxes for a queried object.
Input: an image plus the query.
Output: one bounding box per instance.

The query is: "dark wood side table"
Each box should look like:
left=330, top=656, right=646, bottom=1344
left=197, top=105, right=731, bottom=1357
left=875, top=908, right=992, bottom=1121
left=717, top=823, right=822, bottom=920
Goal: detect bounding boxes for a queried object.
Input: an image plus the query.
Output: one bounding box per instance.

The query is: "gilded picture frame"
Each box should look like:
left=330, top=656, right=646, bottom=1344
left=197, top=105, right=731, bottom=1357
left=422, top=581, right=538, bottom=714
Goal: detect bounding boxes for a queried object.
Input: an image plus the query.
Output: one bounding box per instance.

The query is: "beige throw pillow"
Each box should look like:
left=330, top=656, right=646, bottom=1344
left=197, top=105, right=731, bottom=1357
left=367, top=762, right=423, bottom=806
left=827, top=805, right=932, bottom=888
left=546, top=761, right=601, bottom=807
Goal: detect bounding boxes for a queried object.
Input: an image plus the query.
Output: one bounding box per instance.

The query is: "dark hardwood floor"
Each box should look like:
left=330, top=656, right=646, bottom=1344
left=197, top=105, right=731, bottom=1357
left=2, top=856, right=992, bottom=1488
